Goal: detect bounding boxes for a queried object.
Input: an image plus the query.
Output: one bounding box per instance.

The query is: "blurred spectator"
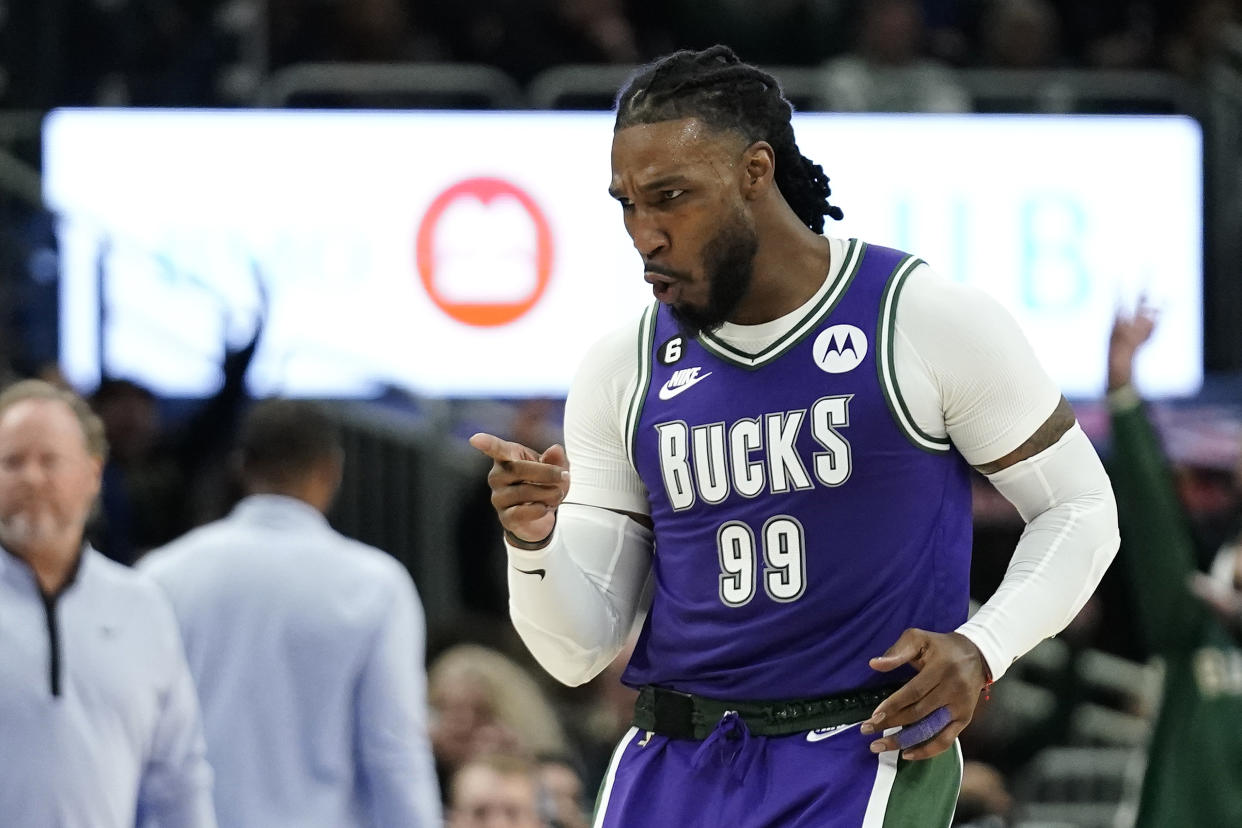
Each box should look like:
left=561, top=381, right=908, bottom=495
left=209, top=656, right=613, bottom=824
left=429, top=643, right=573, bottom=794
left=921, top=0, right=979, bottom=66
left=661, top=0, right=853, bottom=67
left=430, top=0, right=642, bottom=83
left=87, top=327, right=256, bottom=565
left=268, top=0, right=451, bottom=68
left=0, top=379, right=215, bottom=827
left=979, top=0, right=1062, bottom=67
left=447, top=754, right=544, bottom=828
left=90, top=379, right=184, bottom=565
left=534, top=753, right=590, bottom=828
left=1050, top=0, right=1157, bottom=68
left=821, top=0, right=972, bottom=111
left=1190, top=553, right=1242, bottom=641
left=141, top=398, right=441, bottom=827
left=552, top=0, right=641, bottom=64
left=564, top=635, right=639, bottom=791
left=23, top=0, right=224, bottom=106
left=1105, top=303, right=1242, bottom=827
left=1163, top=0, right=1241, bottom=79
left=953, top=760, right=1014, bottom=827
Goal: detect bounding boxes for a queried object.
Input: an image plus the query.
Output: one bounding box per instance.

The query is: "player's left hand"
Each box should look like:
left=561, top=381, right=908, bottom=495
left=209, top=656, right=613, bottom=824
left=859, top=628, right=989, bottom=760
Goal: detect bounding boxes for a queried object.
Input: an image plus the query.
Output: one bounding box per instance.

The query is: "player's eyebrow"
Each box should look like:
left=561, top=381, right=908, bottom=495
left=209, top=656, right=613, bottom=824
left=640, top=174, right=692, bottom=193
left=609, top=174, right=693, bottom=201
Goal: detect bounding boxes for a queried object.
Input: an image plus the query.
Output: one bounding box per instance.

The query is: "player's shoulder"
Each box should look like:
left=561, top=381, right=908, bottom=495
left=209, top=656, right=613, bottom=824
left=575, top=305, right=652, bottom=377
left=887, top=257, right=1011, bottom=323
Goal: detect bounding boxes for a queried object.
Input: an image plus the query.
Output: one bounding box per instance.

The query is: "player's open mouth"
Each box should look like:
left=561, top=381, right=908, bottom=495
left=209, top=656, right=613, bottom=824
left=645, top=272, right=679, bottom=303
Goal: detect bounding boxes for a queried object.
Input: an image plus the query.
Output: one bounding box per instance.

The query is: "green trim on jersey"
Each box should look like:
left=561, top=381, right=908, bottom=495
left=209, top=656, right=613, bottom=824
left=879, top=743, right=962, bottom=828
left=697, top=238, right=866, bottom=369
left=624, top=303, right=660, bottom=468
left=876, top=255, right=952, bottom=453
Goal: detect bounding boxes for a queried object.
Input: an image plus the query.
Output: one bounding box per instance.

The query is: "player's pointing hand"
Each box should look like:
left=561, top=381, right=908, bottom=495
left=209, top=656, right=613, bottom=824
left=859, top=628, right=989, bottom=760
left=469, top=432, right=571, bottom=549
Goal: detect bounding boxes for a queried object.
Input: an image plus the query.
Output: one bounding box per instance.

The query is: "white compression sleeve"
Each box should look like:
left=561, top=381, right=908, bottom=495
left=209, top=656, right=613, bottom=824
left=506, top=502, right=653, bottom=687
left=956, top=423, right=1120, bottom=681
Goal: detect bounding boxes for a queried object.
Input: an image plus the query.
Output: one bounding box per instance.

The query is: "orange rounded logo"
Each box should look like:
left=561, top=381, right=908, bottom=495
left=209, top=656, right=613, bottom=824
left=415, top=177, right=554, bottom=327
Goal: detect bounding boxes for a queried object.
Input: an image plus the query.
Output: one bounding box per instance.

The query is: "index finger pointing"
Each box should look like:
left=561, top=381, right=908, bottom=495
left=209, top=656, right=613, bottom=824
left=469, top=432, right=536, bottom=463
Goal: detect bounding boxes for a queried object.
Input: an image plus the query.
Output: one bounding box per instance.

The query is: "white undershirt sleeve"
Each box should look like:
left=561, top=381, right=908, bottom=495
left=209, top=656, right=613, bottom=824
left=892, top=264, right=1118, bottom=679
left=507, top=324, right=655, bottom=686
left=561, top=324, right=649, bottom=515
left=893, top=265, right=1061, bottom=465
left=507, top=503, right=653, bottom=686
left=956, top=424, right=1119, bottom=679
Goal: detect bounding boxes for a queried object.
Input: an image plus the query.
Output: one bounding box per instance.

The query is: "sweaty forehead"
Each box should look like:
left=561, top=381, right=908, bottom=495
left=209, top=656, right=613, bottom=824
left=610, top=118, right=744, bottom=186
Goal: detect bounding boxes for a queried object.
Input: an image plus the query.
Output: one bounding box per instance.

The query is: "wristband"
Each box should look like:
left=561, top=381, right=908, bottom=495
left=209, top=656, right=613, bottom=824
left=504, top=528, right=553, bottom=551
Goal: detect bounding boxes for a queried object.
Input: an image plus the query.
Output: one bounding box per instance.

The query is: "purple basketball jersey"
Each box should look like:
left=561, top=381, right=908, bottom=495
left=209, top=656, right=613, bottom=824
left=623, top=240, right=973, bottom=700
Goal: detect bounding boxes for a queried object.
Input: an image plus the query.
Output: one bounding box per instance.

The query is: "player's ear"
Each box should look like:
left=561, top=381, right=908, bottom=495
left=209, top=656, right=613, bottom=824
left=740, top=141, right=775, bottom=200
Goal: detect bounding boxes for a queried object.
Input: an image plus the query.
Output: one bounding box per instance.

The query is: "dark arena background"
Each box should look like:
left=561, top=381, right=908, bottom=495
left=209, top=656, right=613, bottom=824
left=2, top=2, right=1242, bottom=827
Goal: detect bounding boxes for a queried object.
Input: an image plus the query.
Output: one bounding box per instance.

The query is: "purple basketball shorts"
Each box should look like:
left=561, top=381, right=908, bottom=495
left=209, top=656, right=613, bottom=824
left=593, top=715, right=961, bottom=827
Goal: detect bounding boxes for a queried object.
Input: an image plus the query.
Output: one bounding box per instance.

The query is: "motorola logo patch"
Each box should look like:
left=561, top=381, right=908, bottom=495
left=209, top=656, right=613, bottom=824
left=812, top=324, right=867, bottom=374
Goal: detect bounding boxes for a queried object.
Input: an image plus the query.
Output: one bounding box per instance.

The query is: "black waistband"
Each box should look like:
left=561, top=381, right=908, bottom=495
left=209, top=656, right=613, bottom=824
left=632, top=683, right=903, bottom=740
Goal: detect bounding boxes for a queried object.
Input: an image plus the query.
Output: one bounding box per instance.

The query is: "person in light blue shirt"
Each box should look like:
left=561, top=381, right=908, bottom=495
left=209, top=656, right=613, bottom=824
left=0, top=379, right=216, bottom=828
left=141, top=398, right=442, bottom=828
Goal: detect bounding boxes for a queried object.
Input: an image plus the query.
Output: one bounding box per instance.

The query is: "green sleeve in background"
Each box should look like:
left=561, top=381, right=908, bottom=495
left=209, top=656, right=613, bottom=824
left=1108, top=403, right=1208, bottom=653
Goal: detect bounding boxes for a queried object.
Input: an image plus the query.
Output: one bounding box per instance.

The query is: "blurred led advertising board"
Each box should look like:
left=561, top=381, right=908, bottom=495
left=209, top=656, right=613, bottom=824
left=44, top=109, right=1202, bottom=399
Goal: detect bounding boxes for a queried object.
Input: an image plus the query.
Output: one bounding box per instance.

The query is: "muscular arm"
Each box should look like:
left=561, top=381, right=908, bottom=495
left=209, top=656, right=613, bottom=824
left=957, top=406, right=1119, bottom=681
left=472, top=324, right=655, bottom=686
left=507, top=503, right=653, bottom=686
left=892, top=270, right=1118, bottom=680
left=864, top=271, right=1119, bottom=759
left=974, top=396, right=1076, bottom=474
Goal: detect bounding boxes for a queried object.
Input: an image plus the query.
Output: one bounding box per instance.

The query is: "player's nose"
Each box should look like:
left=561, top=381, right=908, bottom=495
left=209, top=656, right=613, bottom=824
left=627, top=213, right=668, bottom=260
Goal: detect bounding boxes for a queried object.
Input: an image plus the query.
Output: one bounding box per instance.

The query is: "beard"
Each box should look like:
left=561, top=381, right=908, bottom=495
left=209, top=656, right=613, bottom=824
left=669, top=210, right=759, bottom=339
left=0, top=503, right=68, bottom=554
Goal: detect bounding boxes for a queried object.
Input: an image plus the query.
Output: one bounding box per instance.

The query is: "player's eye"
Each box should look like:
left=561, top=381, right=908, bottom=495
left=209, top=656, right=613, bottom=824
left=661, top=189, right=685, bottom=201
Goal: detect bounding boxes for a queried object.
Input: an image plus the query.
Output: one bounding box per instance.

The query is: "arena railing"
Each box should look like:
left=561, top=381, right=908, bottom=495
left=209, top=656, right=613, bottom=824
left=525, top=63, right=1198, bottom=114
left=255, top=62, right=527, bottom=110
left=255, top=60, right=1199, bottom=115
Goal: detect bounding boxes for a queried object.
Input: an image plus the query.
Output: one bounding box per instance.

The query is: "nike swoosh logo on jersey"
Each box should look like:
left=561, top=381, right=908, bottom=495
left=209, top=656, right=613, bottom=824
left=514, top=567, right=547, bottom=580
left=657, top=369, right=713, bottom=400
left=806, top=723, right=860, bottom=742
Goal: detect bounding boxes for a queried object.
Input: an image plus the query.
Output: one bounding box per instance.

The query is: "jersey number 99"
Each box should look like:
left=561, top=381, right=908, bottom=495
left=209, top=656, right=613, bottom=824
left=717, top=516, right=807, bottom=607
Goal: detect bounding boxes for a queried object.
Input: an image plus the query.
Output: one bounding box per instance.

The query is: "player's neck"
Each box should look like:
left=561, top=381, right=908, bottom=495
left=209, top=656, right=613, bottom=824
left=732, top=225, right=831, bottom=326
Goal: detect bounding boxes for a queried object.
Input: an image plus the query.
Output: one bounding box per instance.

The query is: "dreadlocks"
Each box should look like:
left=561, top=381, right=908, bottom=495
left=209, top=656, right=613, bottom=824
left=615, top=45, right=844, bottom=234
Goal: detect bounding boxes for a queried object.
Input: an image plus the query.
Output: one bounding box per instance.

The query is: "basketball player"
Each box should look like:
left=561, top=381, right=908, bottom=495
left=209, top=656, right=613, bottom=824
left=471, top=46, right=1119, bottom=826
